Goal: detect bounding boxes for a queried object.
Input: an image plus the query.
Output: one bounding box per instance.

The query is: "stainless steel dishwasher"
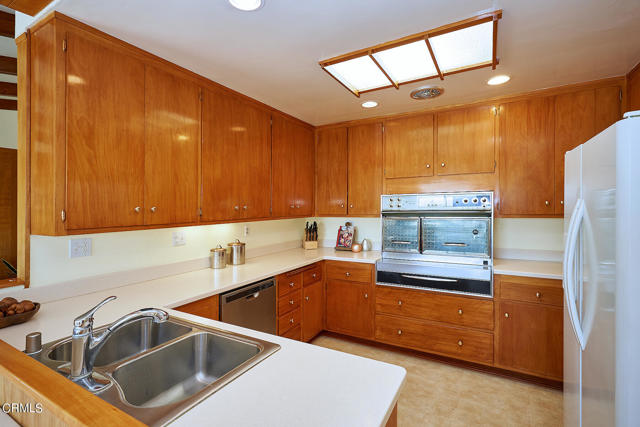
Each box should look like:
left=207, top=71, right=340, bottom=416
left=219, top=278, right=276, bottom=334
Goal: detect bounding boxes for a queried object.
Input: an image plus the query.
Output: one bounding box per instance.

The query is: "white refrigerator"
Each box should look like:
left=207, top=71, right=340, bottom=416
left=563, top=111, right=640, bottom=426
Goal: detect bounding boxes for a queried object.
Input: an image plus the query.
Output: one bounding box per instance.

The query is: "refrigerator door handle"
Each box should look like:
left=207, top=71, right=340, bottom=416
left=564, top=198, right=586, bottom=350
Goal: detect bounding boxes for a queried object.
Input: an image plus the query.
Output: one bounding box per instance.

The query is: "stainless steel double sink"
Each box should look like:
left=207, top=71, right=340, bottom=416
left=33, top=317, right=280, bottom=425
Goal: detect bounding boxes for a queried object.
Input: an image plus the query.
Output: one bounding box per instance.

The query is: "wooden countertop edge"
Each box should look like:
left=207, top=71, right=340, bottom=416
left=0, top=340, right=145, bottom=427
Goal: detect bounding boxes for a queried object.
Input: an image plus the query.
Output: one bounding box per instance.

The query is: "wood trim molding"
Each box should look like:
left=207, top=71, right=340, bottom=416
left=16, top=31, right=29, bottom=286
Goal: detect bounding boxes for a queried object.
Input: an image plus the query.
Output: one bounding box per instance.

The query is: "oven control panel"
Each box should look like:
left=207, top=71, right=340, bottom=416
left=381, top=192, right=493, bottom=212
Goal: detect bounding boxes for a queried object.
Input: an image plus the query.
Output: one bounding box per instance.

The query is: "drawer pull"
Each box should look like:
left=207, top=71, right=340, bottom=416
left=289, top=318, right=294, bottom=324
left=457, top=340, right=463, bottom=347
left=504, top=312, right=509, bottom=318
left=289, top=282, right=295, bottom=287
left=364, top=293, right=368, bottom=299
left=458, top=308, right=463, bottom=315
left=305, top=296, right=309, bottom=301
left=397, top=330, right=402, bottom=335
left=536, top=292, right=541, bottom=299
left=312, top=273, right=317, bottom=278
left=345, top=272, right=351, bottom=277
left=398, top=300, right=403, bottom=306
left=289, top=300, right=294, bottom=305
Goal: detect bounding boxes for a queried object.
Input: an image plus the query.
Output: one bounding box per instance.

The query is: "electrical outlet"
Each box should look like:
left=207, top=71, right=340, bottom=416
left=243, top=225, right=249, bottom=237
left=69, top=238, right=92, bottom=259
left=172, top=231, right=186, bottom=247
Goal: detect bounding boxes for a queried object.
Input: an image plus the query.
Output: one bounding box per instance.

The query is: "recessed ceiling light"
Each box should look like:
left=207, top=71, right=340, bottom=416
left=488, top=75, right=510, bottom=85
left=229, top=0, right=264, bottom=11
left=362, top=101, right=378, bottom=108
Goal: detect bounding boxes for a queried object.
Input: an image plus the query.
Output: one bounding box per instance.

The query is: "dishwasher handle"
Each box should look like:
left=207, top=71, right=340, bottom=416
left=221, top=279, right=275, bottom=304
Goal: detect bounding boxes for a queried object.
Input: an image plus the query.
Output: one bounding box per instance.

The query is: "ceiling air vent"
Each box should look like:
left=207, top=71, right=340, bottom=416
left=410, top=86, right=444, bottom=100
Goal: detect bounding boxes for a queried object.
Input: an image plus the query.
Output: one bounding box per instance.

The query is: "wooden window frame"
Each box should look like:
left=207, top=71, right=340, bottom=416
left=319, top=10, right=502, bottom=97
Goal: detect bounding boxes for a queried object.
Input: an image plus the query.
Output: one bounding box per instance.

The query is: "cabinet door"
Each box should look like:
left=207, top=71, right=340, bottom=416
left=498, top=97, right=555, bottom=215
left=594, top=86, right=621, bottom=134
left=235, top=100, right=271, bottom=219
left=65, top=32, right=145, bottom=230
left=437, top=105, right=495, bottom=175
left=201, top=89, right=239, bottom=222
left=325, top=279, right=373, bottom=339
left=554, top=90, right=595, bottom=214
left=144, top=66, right=200, bottom=225
left=497, top=301, right=563, bottom=380
left=302, top=280, right=323, bottom=342
left=347, top=123, right=383, bottom=215
left=384, top=114, right=434, bottom=178
left=316, top=128, right=348, bottom=215
left=294, top=124, right=315, bottom=216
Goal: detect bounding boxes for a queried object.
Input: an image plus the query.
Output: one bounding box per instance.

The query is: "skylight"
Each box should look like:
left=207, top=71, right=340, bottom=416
left=319, top=10, right=502, bottom=97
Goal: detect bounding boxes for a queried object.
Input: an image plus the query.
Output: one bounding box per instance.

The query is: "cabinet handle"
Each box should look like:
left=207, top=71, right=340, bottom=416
left=457, top=340, right=463, bottom=347
left=426, top=164, right=430, bottom=168
left=545, top=200, right=550, bottom=206
left=536, top=292, right=541, bottom=299
left=134, top=206, right=141, bottom=213
left=364, top=293, right=368, bottom=299
left=398, top=300, right=402, bottom=306
left=458, top=308, right=463, bottom=315
left=243, top=205, right=248, bottom=210
left=150, top=206, right=157, bottom=213
left=504, top=312, right=509, bottom=318
left=289, top=300, right=294, bottom=305
left=289, top=282, right=295, bottom=287
left=234, top=206, right=240, bottom=211
left=296, top=205, right=300, bottom=209
left=441, top=162, right=446, bottom=167
left=561, top=200, right=564, bottom=205
left=290, top=205, right=295, bottom=209
left=305, top=296, right=310, bottom=301
left=345, top=272, right=351, bottom=277
left=289, top=318, right=294, bottom=324
left=397, top=330, right=402, bottom=335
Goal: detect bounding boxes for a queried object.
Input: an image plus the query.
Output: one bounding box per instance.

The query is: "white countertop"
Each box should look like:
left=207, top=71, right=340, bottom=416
left=493, top=258, right=562, bottom=280
left=0, top=247, right=404, bottom=427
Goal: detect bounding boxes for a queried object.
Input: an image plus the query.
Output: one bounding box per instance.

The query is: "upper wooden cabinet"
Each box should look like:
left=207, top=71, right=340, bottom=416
left=144, top=66, right=200, bottom=226
left=64, top=30, right=146, bottom=230
left=347, top=123, right=383, bottom=215
left=436, top=105, right=496, bottom=176
left=316, top=128, right=348, bottom=216
left=384, top=114, right=434, bottom=179
left=201, top=88, right=271, bottom=222
left=498, top=97, right=556, bottom=216
left=272, top=114, right=314, bottom=217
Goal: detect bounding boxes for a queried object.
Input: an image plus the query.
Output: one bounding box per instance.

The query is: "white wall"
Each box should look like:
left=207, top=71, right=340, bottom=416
left=30, top=218, right=307, bottom=287
left=0, top=110, right=18, bottom=149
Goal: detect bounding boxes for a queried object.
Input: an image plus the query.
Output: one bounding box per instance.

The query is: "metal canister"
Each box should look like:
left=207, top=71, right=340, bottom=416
left=226, top=239, right=246, bottom=265
left=210, top=245, right=227, bottom=269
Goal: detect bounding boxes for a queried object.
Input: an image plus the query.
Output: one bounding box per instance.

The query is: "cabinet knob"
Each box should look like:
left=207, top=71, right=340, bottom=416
left=289, top=282, right=295, bottom=287
left=150, top=206, right=157, bottom=213
left=243, top=205, right=248, bottom=210
left=134, top=206, right=141, bottom=213
left=398, top=300, right=402, bottom=306
left=340, top=203, right=345, bottom=208
left=296, top=205, right=300, bottom=209
left=345, top=272, right=351, bottom=277
left=397, top=330, right=403, bottom=335
left=234, top=206, right=240, bottom=211
left=441, top=162, right=446, bottom=167
left=364, top=293, right=368, bottom=299
left=312, top=273, right=317, bottom=278
left=426, top=164, right=430, bottom=169
left=289, top=318, right=294, bottom=324
left=536, top=292, right=541, bottom=299
left=290, top=205, right=295, bottom=209
left=458, top=308, right=463, bottom=315
left=504, top=312, right=509, bottom=318
left=457, top=340, right=463, bottom=347
left=305, top=296, right=309, bottom=301
left=349, top=204, right=353, bottom=208
left=545, top=200, right=550, bottom=206
left=560, top=200, right=564, bottom=205
left=289, top=300, right=294, bottom=305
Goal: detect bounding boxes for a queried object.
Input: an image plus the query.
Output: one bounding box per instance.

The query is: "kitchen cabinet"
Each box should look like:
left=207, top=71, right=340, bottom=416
left=272, top=114, right=315, bottom=217
left=302, top=280, right=323, bottom=342
left=494, top=274, right=563, bottom=380
left=65, top=30, right=146, bottom=230
left=144, top=66, right=200, bottom=225
left=436, top=105, right=496, bottom=176
left=201, top=88, right=271, bottom=222
left=325, top=261, right=374, bottom=339
left=498, top=97, right=555, bottom=216
left=383, top=114, right=434, bottom=179
left=347, top=123, right=383, bottom=215
left=174, top=295, right=220, bottom=321
left=316, top=127, right=348, bottom=215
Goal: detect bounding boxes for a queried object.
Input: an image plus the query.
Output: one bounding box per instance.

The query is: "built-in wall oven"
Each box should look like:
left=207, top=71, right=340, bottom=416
left=376, top=192, right=493, bottom=297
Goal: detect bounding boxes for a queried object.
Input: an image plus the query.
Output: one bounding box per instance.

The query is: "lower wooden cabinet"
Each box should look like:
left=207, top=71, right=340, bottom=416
left=325, top=262, right=374, bottom=339
left=302, top=280, right=323, bottom=342
left=173, top=295, right=219, bottom=321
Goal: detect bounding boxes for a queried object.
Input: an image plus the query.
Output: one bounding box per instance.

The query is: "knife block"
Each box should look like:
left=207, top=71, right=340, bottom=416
left=303, top=240, right=318, bottom=250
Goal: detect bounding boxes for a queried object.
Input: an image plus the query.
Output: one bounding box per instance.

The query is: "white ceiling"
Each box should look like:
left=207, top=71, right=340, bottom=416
left=36, top=0, right=640, bottom=125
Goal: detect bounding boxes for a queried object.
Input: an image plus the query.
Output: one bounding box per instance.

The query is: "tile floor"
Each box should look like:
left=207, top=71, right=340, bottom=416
left=311, top=334, right=563, bottom=427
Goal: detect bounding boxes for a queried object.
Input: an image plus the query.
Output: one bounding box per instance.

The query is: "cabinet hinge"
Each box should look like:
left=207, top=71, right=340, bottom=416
left=61, top=209, right=66, bottom=222
left=492, top=106, right=498, bottom=116
left=62, top=39, right=67, bottom=52
left=198, top=208, right=202, bottom=216
left=619, top=89, right=623, bottom=102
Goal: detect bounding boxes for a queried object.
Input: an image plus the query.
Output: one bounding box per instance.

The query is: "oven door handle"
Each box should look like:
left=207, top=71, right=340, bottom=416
left=400, top=275, right=458, bottom=282
left=390, top=240, right=413, bottom=245
left=442, top=242, right=468, bottom=247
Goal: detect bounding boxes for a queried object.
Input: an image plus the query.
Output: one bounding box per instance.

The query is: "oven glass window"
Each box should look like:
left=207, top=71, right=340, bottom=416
left=382, top=218, right=420, bottom=253
left=421, top=218, right=490, bottom=257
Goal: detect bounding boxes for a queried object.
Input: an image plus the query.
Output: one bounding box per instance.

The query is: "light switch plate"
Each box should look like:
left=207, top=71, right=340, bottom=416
left=69, top=238, right=92, bottom=258
left=172, top=231, right=186, bottom=247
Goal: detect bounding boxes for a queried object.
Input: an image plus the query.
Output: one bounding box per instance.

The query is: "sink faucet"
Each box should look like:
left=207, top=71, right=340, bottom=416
left=69, top=296, right=169, bottom=392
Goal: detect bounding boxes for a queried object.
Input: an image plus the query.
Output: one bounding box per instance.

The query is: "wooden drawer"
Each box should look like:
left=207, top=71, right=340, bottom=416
left=497, top=275, right=563, bottom=307
left=326, top=261, right=372, bottom=283
left=375, top=314, right=494, bottom=365
left=174, top=295, right=219, bottom=321
left=376, top=286, right=494, bottom=330
left=277, top=272, right=302, bottom=297
left=281, top=325, right=301, bottom=341
left=278, top=307, right=301, bottom=334
left=278, top=289, right=301, bottom=316
left=303, top=263, right=323, bottom=286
